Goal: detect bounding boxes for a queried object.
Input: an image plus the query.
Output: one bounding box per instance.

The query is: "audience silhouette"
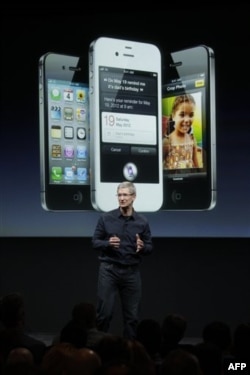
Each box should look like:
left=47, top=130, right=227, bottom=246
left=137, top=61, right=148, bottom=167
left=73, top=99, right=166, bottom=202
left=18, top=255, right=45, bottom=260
left=0, top=292, right=249, bottom=375
left=71, top=302, right=110, bottom=350
left=94, top=334, right=130, bottom=365
left=3, top=347, right=42, bottom=375
left=6, top=347, right=34, bottom=365
left=59, top=318, right=88, bottom=348
left=194, top=342, right=222, bottom=375
left=78, top=347, right=102, bottom=374
left=231, top=322, right=250, bottom=363
left=160, top=313, right=188, bottom=357
left=41, top=342, right=102, bottom=375
left=202, top=320, right=232, bottom=356
left=161, top=348, right=203, bottom=375
left=0, top=293, right=46, bottom=367
left=52, top=301, right=109, bottom=351
left=127, top=339, right=156, bottom=375
left=94, top=359, right=137, bottom=375
left=135, top=318, right=162, bottom=374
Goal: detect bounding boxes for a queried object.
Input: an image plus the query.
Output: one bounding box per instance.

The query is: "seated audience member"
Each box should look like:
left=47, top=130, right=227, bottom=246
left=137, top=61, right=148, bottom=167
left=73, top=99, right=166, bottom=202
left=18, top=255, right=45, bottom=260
left=0, top=293, right=46, bottom=366
left=78, top=347, right=102, bottom=374
left=42, top=342, right=101, bottom=375
left=53, top=301, right=109, bottom=350
left=94, top=359, right=137, bottom=375
left=72, top=301, right=109, bottom=350
left=194, top=341, right=222, bottom=375
left=59, top=319, right=87, bottom=348
left=3, top=347, right=42, bottom=375
left=96, top=339, right=157, bottom=375
left=6, top=347, right=34, bottom=365
left=160, top=348, right=203, bottom=375
left=94, top=334, right=130, bottom=366
left=230, top=322, right=250, bottom=363
left=202, top=320, right=232, bottom=356
left=160, top=313, right=188, bottom=357
left=41, top=342, right=79, bottom=375
left=136, top=318, right=162, bottom=373
left=127, top=339, right=157, bottom=375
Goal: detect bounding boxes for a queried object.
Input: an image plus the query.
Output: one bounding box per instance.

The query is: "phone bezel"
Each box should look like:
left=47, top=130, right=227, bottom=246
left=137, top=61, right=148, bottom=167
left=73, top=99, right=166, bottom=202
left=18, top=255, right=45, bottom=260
left=161, top=45, right=216, bottom=210
left=39, top=52, right=93, bottom=211
left=89, top=37, right=163, bottom=212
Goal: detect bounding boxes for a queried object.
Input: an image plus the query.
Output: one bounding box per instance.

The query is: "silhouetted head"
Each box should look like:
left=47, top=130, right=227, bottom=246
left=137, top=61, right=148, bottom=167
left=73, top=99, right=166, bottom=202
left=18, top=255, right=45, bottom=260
left=202, top=320, right=232, bottom=352
left=162, top=314, right=187, bottom=344
left=161, top=348, right=202, bottom=375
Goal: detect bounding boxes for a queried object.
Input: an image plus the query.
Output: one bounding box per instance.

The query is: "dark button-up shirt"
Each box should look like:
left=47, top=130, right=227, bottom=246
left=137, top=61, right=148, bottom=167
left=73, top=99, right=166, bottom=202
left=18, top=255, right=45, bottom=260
left=92, top=208, right=153, bottom=266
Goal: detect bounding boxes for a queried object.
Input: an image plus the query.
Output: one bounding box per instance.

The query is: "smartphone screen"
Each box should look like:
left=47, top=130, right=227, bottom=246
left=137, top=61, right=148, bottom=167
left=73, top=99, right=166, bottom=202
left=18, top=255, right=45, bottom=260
left=99, top=66, right=159, bottom=183
left=161, top=45, right=216, bottom=210
left=89, top=37, right=163, bottom=212
left=39, top=53, right=93, bottom=210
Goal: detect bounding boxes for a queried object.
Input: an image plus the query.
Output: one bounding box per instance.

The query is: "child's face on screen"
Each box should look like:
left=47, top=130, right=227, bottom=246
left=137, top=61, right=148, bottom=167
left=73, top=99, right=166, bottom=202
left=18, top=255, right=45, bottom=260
left=173, top=102, right=195, bottom=134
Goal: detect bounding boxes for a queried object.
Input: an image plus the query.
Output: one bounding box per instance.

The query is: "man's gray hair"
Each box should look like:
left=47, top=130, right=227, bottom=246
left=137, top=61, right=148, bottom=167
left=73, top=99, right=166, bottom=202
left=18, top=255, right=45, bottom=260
left=117, top=181, right=136, bottom=195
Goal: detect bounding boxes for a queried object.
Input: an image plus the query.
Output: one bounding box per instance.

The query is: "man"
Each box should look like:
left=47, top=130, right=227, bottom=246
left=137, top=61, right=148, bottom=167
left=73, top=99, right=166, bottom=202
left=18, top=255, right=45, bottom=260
left=92, top=181, right=153, bottom=339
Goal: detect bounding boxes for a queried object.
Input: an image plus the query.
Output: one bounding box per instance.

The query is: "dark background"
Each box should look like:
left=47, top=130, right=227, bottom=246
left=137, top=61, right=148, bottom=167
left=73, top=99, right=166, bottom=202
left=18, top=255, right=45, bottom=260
left=1, top=237, right=249, bottom=338
left=1, top=7, right=249, bottom=338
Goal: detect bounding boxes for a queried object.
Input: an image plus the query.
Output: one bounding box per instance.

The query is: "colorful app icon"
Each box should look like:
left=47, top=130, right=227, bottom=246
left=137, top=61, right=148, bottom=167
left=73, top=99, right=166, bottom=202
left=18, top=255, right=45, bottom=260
left=77, top=145, right=87, bottom=159
left=63, top=88, right=74, bottom=101
left=76, top=108, right=86, bottom=121
left=77, top=127, right=86, bottom=140
left=51, top=166, right=62, bottom=181
left=51, top=144, right=62, bottom=158
left=76, top=89, right=86, bottom=103
left=50, top=105, right=61, bottom=120
left=64, top=167, right=75, bottom=180
left=64, top=145, right=74, bottom=158
left=63, top=107, right=74, bottom=121
left=77, top=168, right=87, bottom=181
left=64, top=126, right=74, bottom=139
left=50, top=88, right=61, bottom=100
left=51, top=125, right=62, bottom=138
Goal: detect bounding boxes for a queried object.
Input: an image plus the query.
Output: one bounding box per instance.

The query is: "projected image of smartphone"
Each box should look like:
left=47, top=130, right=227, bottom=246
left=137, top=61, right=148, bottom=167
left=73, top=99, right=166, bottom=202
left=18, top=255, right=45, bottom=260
left=39, top=52, right=93, bottom=211
left=89, top=37, right=163, bottom=212
left=161, top=45, right=216, bottom=210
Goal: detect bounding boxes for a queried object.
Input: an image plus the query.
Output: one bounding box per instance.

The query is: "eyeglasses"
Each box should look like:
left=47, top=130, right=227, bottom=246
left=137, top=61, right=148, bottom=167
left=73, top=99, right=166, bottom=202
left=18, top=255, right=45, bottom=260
left=116, top=193, right=133, bottom=198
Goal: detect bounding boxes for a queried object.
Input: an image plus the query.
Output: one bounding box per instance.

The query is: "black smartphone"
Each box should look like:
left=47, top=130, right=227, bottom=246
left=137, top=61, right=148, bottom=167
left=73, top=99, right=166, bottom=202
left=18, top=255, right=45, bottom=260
left=161, top=45, right=216, bottom=210
left=39, top=52, right=93, bottom=211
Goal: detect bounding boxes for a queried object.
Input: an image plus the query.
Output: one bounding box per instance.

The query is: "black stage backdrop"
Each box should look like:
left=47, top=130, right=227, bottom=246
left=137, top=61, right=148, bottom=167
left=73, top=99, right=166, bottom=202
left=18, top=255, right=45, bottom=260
left=0, top=237, right=249, bottom=338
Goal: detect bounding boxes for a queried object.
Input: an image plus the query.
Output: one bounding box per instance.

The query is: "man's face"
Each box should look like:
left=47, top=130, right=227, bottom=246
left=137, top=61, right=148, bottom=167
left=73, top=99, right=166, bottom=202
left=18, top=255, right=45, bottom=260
left=117, top=188, right=135, bottom=209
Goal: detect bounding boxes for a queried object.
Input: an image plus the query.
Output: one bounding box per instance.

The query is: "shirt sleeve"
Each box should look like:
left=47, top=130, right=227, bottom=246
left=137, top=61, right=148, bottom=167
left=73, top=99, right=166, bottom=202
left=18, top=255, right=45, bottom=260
left=92, top=215, right=110, bottom=251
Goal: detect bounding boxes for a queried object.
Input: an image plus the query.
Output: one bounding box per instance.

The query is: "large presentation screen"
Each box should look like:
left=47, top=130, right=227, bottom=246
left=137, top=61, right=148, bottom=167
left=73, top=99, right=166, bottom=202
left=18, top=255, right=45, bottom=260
left=1, top=9, right=249, bottom=238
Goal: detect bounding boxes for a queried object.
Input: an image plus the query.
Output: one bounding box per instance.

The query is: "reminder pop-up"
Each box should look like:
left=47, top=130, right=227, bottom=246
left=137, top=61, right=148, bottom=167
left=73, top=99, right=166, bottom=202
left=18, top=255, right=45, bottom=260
left=101, top=112, right=156, bottom=145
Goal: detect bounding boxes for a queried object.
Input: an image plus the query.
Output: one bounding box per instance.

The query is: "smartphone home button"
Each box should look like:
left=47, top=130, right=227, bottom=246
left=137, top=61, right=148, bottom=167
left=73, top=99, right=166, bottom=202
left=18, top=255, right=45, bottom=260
left=171, top=190, right=182, bottom=203
left=123, top=163, right=137, bottom=181
left=73, top=191, right=83, bottom=204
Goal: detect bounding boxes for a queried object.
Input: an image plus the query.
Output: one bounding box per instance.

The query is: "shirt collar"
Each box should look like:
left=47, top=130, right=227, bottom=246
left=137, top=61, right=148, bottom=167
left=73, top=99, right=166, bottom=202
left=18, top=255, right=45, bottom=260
left=116, top=207, right=136, bottom=220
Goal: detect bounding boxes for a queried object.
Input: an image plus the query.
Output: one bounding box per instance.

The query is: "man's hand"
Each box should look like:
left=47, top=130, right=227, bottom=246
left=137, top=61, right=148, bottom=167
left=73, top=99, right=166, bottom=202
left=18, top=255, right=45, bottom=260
left=109, top=235, right=120, bottom=249
left=136, top=233, right=144, bottom=253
